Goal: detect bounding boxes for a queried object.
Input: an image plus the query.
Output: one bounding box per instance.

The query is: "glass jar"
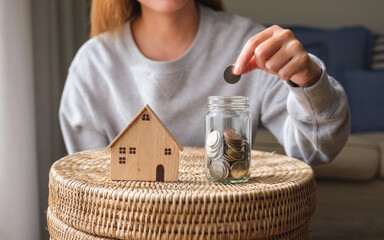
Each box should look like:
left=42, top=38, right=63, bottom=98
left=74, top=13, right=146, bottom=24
left=205, top=96, right=252, bottom=183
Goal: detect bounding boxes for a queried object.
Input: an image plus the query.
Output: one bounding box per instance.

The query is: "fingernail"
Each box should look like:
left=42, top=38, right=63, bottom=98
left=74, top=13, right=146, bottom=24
left=233, top=64, right=241, bottom=75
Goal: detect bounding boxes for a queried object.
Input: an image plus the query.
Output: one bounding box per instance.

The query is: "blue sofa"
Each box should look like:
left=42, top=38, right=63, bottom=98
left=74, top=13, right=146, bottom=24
left=253, top=26, right=384, bottom=240
left=291, top=26, right=384, bottom=133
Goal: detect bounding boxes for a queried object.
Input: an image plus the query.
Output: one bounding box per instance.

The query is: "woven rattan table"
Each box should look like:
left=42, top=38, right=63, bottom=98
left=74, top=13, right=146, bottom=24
left=47, top=147, right=316, bottom=240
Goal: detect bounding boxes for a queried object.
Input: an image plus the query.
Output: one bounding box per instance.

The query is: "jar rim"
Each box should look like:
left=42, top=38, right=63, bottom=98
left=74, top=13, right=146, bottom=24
left=207, top=96, right=249, bottom=108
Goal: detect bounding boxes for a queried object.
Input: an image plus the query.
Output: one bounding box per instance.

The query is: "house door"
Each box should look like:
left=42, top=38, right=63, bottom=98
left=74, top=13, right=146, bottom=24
left=156, top=164, right=164, bottom=182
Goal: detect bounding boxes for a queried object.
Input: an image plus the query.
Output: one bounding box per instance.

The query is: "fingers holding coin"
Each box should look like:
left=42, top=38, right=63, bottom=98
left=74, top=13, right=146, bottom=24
left=233, top=26, right=275, bottom=75
left=233, top=25, right=322, bottom=87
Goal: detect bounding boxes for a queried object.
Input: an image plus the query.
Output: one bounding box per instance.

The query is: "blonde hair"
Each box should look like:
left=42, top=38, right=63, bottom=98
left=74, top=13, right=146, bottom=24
left=90, top=0, right=224, bottom=37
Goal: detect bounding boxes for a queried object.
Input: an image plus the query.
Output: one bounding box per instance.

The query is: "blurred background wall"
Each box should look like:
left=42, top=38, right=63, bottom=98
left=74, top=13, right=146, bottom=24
left=0, top=0, right=383, bottom=240
left=0, top=0, right=39, bottom=239
left=223, top=0, right=384, bottom=34
left=31, top=1, right=89, bottom=239
left=0, top=1, right=89, bottom=239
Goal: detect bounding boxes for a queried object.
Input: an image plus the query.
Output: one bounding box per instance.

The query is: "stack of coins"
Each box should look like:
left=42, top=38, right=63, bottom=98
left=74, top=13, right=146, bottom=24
left=206, top=130, right=223, bottom=160
left=209, top=160, right=230, bottom=180
left=206, top=128, right=249, bottom=181
left=223, top=129, right=244, bottom=161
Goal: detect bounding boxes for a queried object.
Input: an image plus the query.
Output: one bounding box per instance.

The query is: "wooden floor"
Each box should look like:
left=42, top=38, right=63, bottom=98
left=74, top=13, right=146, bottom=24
left=311, top=179, right=384, bottom=240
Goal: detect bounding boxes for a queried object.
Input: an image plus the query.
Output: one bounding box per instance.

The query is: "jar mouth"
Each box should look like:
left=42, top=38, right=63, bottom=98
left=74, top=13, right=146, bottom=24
left=208, top=96, right=249, bottom=108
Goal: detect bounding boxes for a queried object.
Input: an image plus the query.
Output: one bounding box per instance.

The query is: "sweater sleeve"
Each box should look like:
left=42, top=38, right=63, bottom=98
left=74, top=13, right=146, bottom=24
left=260, top=54, right=350, bottom=164
left=59, top=69, right=109, bottom=154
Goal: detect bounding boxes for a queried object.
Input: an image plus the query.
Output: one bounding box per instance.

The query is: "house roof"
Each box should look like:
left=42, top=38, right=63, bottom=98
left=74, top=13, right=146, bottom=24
left=106, top=104, right=183, bottom=151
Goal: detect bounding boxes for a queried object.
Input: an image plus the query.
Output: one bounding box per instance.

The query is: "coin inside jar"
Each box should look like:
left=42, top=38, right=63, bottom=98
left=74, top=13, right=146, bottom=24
left=207, top=130, right=220, bottom=147
left=209, top=160, right=229, bottom=180
left=223, top=66, right=241, bottom=84
left=206, top=130, right=223, bottom=159
left=224, top=129, right=242, bottom=141
left=230, top=161, right=248, bottom=179
left=205, top=128, right=250, bottom=181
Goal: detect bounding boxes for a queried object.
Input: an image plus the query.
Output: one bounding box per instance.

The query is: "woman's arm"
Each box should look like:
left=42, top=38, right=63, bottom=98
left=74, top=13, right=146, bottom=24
left=259, top=56, right=350, bottom=164
left=235, top=25, right=350, bottom=164
left=59, top=70, right=108, bottom=154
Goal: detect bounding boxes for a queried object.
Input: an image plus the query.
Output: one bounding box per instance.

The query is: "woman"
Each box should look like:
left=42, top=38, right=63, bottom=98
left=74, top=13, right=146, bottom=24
left=60, top=0, right=350, bottom=164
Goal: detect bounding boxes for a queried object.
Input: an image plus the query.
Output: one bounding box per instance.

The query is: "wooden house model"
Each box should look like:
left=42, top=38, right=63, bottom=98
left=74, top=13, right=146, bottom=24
left=107, top=105, right=183, bottom=181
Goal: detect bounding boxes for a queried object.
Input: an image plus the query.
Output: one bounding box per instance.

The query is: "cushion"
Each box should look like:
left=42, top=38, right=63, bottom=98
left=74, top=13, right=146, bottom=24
left=379, top=141, right=384, bottom=179
left=342, top=70, right=384, bottom=132
left=371, top=35, right=384, bottom=70
left=253, top=129, right=381, bottom=181
left=350, top=132, right=384, bottom=179
left=286, top=26, right=373, bottom=86
left=312, top=136, right=379, bottom=181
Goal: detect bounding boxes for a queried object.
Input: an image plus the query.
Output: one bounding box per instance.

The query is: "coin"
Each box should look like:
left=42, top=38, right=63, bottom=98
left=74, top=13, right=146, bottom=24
left=223, top=129, right=246, bottom=163
left=223, top=66, right=241, bottom=84
left=206, top=129, right=224, bottom=159
left=226, top=147, right=243, bottom=158
left=206, top=155, right=212, bottom=168
left=209, top=160, right=229, bottom=180
left=224, top=129, right=242, bottom=141
left=206, top=147, right=217, bottom=158
left=230, top=161, right=248, bottom=179
left=207, top=130, right=220, bottom=147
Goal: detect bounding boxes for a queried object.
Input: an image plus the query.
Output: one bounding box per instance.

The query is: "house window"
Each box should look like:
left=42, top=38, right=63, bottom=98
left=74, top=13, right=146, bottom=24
left=119, top=157, right=126, bottom=164
left=129, top=147, right=136, bottom=154
left=164, top=148, right=172, bottom=155
left=119, top=147, right=126, bottom=154
left=142, top=114, right=150, bottom=121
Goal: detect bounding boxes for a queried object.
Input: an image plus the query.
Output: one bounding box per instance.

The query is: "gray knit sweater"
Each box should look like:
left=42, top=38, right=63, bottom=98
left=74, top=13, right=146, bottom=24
left=59, top=5, right=350, bottom=164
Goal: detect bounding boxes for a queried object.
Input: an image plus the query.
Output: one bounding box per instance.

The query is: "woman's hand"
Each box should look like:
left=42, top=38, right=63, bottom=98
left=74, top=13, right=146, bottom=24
left=234, top=25, right=322, bottom=87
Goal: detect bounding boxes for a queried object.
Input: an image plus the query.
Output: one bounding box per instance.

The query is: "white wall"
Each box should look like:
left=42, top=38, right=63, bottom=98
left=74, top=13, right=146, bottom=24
left=223, top=0, right=384, bottom=34
left=0, top=0, right=40, bottom=239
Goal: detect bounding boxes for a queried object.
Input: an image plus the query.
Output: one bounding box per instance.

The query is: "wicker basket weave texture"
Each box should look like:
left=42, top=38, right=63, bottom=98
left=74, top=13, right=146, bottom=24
left=47, top=207, right=312, bottom=240
left=48, top=147, right=316, bottom=240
